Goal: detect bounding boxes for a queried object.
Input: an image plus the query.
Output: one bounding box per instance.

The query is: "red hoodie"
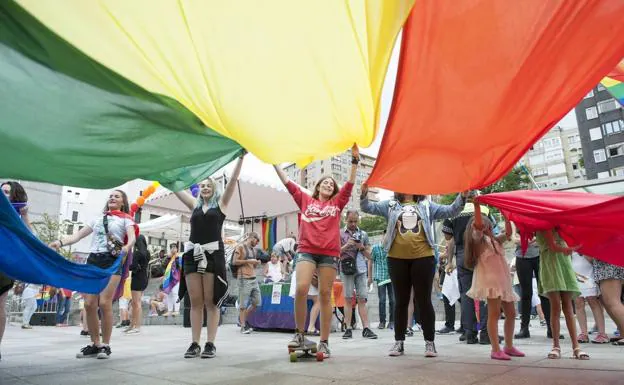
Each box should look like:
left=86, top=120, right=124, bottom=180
left=286, top=181, right=353, bottom=258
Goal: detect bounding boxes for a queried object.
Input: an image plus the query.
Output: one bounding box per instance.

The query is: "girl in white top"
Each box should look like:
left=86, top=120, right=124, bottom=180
left=572, top=253, right=608, bottom=344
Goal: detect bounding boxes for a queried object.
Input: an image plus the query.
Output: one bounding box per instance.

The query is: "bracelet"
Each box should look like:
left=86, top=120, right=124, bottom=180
left=351, top=156, right=359, bottom=165
left=58, top=239, right=64, bottom=247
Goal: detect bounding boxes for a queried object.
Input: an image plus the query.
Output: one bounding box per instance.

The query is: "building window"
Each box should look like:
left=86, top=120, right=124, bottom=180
left=593, top=149, right=607, bottom=163
left=589, top=127, right=602, bottom=141
left=66, top=224, right=74, bottom=235
left=149, top=214, right=160, bottom=220
left=545, top=150, right=563, bottom=162
left=71, top=210, right=79, bottom=222
left=585, top=106, right=598, bottom=120
left=597, top=99, right=620, bottom=114
left=584, top=90, right=594, bottom=99
left=331, top=164, right=341, bottom=172
left=567, top=135, right=580, bottom=146
left=601, top=119, right=624, bottom=136
left=607, top=143, right=624, bottom=158
left=613, top=167, right=624, bottom=177
left=597, top=171, right=610, bottom=179
left=532, top=168, right=547, bottom=177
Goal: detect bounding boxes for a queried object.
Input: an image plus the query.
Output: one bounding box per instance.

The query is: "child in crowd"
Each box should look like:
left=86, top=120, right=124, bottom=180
left=464, top=215, right=524, bottom=361
left=572, top=253, right=609, bottom=344
left=536, top=229, right=588, bottom=360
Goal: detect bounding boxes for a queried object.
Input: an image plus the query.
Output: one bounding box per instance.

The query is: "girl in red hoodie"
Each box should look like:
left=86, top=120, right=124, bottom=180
left=273, top=145, right=360, bottom=359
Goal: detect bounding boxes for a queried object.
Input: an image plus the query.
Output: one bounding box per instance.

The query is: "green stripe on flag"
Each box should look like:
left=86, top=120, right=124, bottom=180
left=0, top=1, right=242, bottom=189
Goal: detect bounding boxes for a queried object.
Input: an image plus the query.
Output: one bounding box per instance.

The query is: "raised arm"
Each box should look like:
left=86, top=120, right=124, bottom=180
left=348, top=144, right=360, bottom=184
left=430, top=192, right=468, bottom=220
left=173, top=190, right=196, bottom=211
left=359, top=183, right=391, bottom=219
left=220, top=153, right=245, bottom=210
left=273, top=164, right=290, bottom=185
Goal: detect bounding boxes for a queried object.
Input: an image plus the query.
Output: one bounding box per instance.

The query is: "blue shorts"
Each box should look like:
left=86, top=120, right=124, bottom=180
left=296, top=253, right=338, bottom=270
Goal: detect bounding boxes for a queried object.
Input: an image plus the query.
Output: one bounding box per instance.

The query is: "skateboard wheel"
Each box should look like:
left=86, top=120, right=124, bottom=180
left=316, top=352, right=324, bottom=362
left=289, top=352, right=298, bottom=362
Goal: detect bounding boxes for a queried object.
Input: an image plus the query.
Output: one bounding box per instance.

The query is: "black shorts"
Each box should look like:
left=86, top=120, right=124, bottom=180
left=131, top=269, right=149, bottom=291
left=183, top=250, right=221, bottom=274
left=87, top=252, right=122, bottom=276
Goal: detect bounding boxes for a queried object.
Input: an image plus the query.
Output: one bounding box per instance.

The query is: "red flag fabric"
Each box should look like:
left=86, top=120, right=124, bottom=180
left=476, top=191, right=624, bottom=267
left=368, top=0, right=624, bottom=194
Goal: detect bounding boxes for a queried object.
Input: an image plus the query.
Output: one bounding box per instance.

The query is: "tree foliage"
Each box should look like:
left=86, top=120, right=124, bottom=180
left=359, top=215, right=387, bottom=235
left=31, top=213, right=74, bottom=260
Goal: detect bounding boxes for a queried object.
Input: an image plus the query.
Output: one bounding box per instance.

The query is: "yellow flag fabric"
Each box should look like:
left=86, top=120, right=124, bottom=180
left=19, top=0, right=413, bottom=166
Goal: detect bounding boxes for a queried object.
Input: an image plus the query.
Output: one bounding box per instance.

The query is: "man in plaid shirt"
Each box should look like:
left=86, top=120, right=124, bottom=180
left=368, top=232, right=394, bottom=329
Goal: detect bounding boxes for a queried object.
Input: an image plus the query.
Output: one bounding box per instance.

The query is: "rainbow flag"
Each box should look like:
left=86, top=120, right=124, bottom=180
left=601, top=60, right=624, bottom=106
left=162, top=253, right=181, bottom=294
left=261, top=218, right=277, bottom=251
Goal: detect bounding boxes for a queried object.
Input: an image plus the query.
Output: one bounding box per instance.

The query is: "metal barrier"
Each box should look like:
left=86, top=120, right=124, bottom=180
left=5, top=286, right=74, bottom=326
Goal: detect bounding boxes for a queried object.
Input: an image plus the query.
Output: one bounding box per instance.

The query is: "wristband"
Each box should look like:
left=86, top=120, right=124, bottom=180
left=59, top=239, right=64, bottom=247
left=351, top=156, right=359, bottom=165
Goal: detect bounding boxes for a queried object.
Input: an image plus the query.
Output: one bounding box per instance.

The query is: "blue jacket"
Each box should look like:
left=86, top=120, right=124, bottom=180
left=360, top=194, right=466, bottom=254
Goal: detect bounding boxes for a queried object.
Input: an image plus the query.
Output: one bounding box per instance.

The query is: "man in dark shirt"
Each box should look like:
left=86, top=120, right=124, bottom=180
left=442, top=201, right=497, bottom=345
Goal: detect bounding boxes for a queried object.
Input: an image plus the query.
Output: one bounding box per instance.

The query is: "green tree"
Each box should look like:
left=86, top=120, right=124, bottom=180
left=438, top=166, right=531, bottom=204
left=31, top=213, right=74, bottom=260
left=358, top=215, right=387, bottom=235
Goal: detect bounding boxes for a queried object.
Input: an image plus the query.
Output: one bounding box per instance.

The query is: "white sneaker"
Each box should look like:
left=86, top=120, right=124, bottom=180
left=125, top=328, right=140, bottom=335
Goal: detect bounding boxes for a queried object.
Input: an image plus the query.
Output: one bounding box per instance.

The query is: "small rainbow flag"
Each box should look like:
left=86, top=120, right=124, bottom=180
left=601, top=59, right=624, bottom=105
left=162, top=253, right=181, bottom=294
left=261, top=218, right=277, bottom=251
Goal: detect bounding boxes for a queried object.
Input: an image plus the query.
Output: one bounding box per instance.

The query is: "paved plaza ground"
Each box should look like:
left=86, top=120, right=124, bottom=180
left=1, top=320, right=622, bottom=385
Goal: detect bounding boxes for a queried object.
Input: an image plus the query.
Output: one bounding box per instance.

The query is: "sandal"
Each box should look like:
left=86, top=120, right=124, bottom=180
left=572, top=347, right=590, bottom=360
left=577, top=332, right=589, bottom=343
left=612, top=339, right=624, bottom=346
left=547, top=347, right=561, bottom=359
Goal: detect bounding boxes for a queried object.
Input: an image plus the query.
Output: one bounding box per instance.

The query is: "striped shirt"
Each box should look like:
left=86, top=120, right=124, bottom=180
left=371, top=244, right=390, bottom=284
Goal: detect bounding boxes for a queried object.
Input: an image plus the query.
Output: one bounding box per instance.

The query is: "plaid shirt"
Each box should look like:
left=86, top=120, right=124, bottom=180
left=371, top=244, right=390, bottom=284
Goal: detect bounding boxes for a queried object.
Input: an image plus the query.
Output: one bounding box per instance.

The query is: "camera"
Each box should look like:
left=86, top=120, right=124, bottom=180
left=352, top=231, right=362, bottom=243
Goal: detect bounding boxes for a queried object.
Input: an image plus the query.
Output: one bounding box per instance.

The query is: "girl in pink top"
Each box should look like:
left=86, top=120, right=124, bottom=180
left=464, top=214, right=525, bottom=361
left=273, top=145, right=359, bottom=359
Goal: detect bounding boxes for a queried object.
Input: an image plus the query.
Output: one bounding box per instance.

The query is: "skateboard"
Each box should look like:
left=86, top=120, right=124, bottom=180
left=288, top=345, right=324, bottom=362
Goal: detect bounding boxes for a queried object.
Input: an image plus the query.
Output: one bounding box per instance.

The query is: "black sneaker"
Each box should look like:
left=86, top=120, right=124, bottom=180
left=362, top=327, right=378, bottom=339
left=76, top=344, right=99, bottom=359
left=184, top=342, right=201, bottom=358
left=459, top=332, right=467, bottom=342
left=514, top=328, right=530, bottom=339
left=456, top=327, right=465, bottom=334
left=201, top=342, right=216, bottom=359
left=378, top=321, right=386, bottom=330
left=342, top=328, right=353, bottom=339
left=405, top=328, right=414, bottom=337
left=80, top=330, right=89, bottom=336
left=97, top=345, right=111, bottom=359
left=466, top=332, right=479, bottom=345
left=436, top=326, right=454, bottom=334
left=241, top=325, right=251, bottom=334
left=479, top=332, right=504, bottom=345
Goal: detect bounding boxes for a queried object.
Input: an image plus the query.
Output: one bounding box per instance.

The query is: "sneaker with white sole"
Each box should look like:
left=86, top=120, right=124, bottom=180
left=125, top=328, right=140, bottom=335
left=389, top=341, right=404, bottom=357
left=424, top=340, right=438, bottom=357
left=317, top=341, right=331, bottom=359
left=76, top=344, right=99, bottom=359
left=97, top=345, right=111, bottom=359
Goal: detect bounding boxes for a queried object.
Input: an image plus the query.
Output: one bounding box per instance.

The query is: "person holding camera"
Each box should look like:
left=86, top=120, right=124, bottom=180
left=340, top=209, right=377, bottom=340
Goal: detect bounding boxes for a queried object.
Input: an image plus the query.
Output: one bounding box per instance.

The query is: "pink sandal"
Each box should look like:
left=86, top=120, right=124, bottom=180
left=577, top=332, right=589, bottom=343
left=491, top=350, right=511, bottom=361
left=504, top=346, right=525, bottom=357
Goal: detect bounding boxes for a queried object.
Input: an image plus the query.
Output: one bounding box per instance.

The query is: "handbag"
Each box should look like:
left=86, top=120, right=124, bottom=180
left=340, top=257, right=357, bottom=275
left=103, top=215, right=125, bottom=258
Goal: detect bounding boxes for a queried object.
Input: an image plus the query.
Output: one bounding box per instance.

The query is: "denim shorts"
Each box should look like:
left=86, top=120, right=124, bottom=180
left=297, top=253, right=338, bottom=270
left=340, top=272, right=368, bottom=300
left=238, top=277, right=262, bottom=308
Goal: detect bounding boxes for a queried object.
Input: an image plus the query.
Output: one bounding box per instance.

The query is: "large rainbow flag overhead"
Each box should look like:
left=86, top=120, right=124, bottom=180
left=601, top=59, right=624, bottom=106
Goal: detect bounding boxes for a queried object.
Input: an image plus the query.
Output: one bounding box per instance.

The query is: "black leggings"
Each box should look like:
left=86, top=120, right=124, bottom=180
left=388, top=256, right=436, bottom=341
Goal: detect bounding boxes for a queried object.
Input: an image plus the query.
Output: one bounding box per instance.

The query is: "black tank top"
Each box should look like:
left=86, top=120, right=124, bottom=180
left=189, top=205, right=226, bottom=249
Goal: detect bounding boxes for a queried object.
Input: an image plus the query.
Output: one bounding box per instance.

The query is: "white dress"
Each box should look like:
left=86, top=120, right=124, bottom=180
left=467, top=237, right=518, bottom=302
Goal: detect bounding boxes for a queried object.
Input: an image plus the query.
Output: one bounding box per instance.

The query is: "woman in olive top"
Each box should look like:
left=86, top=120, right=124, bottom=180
left=361, top=186, right=468, bottom=357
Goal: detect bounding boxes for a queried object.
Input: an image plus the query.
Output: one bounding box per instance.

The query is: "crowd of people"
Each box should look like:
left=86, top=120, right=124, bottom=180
left=1, top=146, right=623, bottom=364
